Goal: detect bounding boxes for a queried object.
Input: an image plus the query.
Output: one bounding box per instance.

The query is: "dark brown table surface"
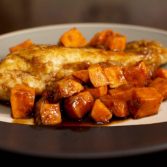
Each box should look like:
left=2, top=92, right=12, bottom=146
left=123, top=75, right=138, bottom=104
left=0, top=0, right=167, bottom=163
left=0, top=0, right=167, bottom=34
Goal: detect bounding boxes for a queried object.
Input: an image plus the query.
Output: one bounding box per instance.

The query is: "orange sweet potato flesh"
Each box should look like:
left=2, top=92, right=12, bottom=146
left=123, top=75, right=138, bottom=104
left=64, top=91, right=94, bottom=120
left=109, top=85, right=133, bottom=101
left=73, top=70, right=90, bottom=83
left=112, top=99, right=129, bottom=117
left=123, top=61, right=150, bottom=87
left=89, top=30, right=114, bottom=48
left=89, top=30, right=126, bottom=51
left=99, top=95, right=113, bottom=109
left=59, top=28, right=87, bottom=47
left=100, top=95, right=129, bottom=118
left=128, top=87, right=163, bottom=119
left=91, top=99, right=112, bottom=123
left=35, top=98, right=62, bottom=125
left=149, top=77, right=167, bottom=100
left=88, top=86, right=108, bottom=98
left=54, top=78, right=84, bottom=101
left=155, top=68, right=167, bottom=79
left=10, top=39, right=33, bottom=53
left=106, top=33, right=126, bottom=51
left=103, top=66, right=127, bottom=88
left=88, top=64, right=108, bottom=87
left=10, top=84, right=35, bottom=119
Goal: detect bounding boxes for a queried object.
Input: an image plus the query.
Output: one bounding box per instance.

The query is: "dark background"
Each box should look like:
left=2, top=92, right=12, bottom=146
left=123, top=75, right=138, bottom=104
left=0, top=0, right=167, bottom=163
left=0, top=0, right=167, bottom=34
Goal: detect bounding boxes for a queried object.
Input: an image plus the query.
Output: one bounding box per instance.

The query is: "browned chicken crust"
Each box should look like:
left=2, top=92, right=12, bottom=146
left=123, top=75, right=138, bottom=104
left=0, top=40, right=167, bottom=100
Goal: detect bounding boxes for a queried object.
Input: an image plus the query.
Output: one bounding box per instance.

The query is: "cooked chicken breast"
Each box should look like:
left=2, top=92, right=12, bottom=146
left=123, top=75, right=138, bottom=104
left=0, top=40, right=167, bottom=100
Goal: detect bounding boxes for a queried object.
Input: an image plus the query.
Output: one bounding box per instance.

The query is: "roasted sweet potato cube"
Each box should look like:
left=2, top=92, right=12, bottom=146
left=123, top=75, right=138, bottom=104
left=91, top=99, right=112, bottom=123
left=59, top=28, right=87, bottom=47
left=149, top=77, right=167, bottom=100
left=54, top=78, right=84, bottom=101
left=155, top=68, right=167, bottom=79
left=73, top=70, right=90, bottom=83
left=123, top=62, right=150, bottom=86
left=112, top=99, right=129, bottom=117
left=35, top=99, right=62, bottom=125
left=128, top=87, right=163, bottom=119
left=103, top=66, right=127, bottom=88
left=88, top=86, right=108, bottom=98
left=100, top=95, right=129, bottom=118
left=10, top=39, right=33, bottom=53
left=64, top=91, right=94, bottom=120
left=89, top=30, right=114, bottom=48
left=109, top=85, right=133, bottom=101
left=89, top=30, right=126, bottom=51
left=105, top=33, right=126, bottom=51
left=99, top=95, right=113, bottom=109
left=88, top=64, right=108, bottom=87
left=10, top=84, right=35, bottom=119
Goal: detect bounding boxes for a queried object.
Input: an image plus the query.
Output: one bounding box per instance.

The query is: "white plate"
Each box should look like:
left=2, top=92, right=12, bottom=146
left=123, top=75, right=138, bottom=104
left=0, top=23, right=167, bottom=126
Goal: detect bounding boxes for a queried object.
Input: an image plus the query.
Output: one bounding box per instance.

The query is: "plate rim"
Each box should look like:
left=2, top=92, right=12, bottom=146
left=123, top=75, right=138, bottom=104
left=1, top=22, right=167, bottom=39
left=0, top=121, right=167, bottom=159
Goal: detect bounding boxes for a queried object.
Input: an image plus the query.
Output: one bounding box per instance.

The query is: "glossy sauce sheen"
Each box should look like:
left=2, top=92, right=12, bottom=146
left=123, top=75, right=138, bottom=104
left=12, top=114, right=130, bottom=127
left=0, top=90, right=154, bottom=127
